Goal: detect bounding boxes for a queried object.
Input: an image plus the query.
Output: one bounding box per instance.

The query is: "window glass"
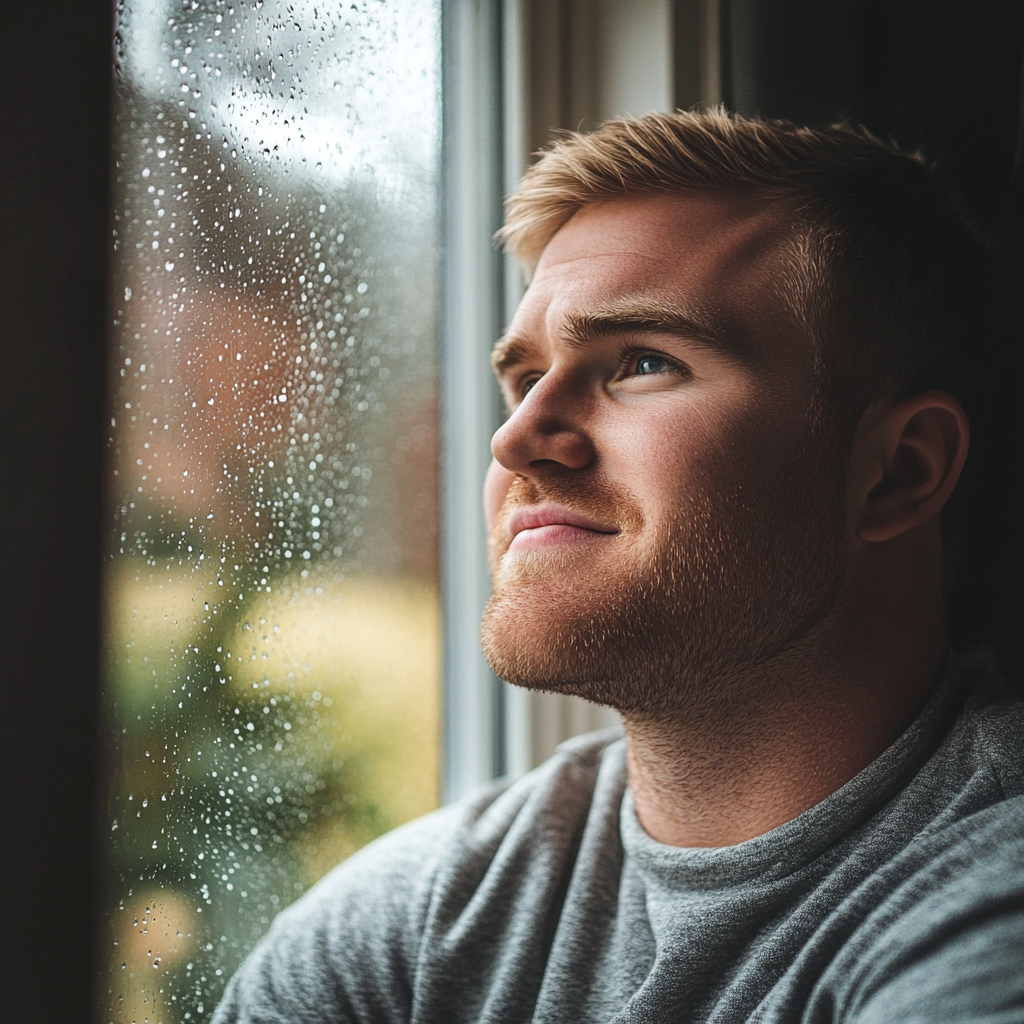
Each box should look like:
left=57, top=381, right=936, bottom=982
left=98, top=1, right=441, bottom=1020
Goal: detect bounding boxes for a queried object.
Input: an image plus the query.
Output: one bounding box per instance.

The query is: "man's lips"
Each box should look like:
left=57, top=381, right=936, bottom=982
left=504, top=504, right=618, bottom=552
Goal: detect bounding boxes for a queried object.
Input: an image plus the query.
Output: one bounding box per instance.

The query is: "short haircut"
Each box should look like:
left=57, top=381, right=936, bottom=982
left=500, top=108, right=998, bottom=446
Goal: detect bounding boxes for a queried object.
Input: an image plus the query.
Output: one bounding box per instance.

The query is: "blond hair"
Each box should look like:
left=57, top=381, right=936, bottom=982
left=501, top=109, right=913, bottom=270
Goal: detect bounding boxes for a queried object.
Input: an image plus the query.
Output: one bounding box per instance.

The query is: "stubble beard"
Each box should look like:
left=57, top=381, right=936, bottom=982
left=480, top=454, right=848, bottom=718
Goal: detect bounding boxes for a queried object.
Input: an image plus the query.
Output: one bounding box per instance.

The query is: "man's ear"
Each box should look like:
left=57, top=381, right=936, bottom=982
left=851, top=391, right=970, bottom=543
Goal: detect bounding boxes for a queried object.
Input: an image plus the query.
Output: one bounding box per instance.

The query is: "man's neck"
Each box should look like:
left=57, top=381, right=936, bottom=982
left=622, top=552, right=946, bottom=848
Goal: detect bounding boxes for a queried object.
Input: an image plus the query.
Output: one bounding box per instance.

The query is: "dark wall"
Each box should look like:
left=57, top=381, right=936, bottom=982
left=0, top=0, right=112, bottom=1019
left=725, top=0, right=1024, bottom=229
left=724, top=0, right=1024, bottom=683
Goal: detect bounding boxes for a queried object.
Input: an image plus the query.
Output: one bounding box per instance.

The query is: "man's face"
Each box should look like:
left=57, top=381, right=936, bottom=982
left=481, top=192, right=850, bottom=715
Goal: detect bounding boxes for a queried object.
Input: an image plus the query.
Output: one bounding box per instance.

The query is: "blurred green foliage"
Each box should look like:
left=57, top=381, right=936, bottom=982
left=99, top=2, right=441, bottom=1019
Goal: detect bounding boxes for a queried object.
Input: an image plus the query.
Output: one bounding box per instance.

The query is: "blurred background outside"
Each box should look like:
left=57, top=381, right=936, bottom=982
left=98, top=1, right=442, bottom=1020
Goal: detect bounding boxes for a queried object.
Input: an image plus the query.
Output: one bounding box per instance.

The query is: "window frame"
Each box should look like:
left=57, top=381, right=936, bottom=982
left=440, top=0, right=509, bottom=800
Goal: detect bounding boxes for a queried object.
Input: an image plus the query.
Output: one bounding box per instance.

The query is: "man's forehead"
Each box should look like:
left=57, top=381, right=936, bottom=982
left=536, top=191, right=789, bottom=273
left=504, top=192, right=797, bottom=353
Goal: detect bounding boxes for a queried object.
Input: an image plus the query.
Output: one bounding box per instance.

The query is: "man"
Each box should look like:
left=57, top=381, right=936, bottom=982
left=215, top=111, right=1024, bottom=1023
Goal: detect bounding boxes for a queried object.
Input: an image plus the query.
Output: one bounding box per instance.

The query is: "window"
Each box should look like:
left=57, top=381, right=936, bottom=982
left=97, top=1, right=442, bottom=1019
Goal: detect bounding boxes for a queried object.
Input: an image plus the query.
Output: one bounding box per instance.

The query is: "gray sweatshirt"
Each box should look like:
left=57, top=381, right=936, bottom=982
left=215, top=650, right=1024, bottom=1023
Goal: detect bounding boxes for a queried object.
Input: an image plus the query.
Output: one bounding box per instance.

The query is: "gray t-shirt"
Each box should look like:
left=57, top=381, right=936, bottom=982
left=215, top=650, right=1024, bottom=1023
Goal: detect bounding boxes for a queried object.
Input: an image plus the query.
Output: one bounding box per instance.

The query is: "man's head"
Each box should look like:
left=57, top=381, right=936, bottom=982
left=481, top=110, right=989, bottom=715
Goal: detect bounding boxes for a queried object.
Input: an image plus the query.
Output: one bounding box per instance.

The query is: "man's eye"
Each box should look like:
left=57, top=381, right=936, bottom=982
left=635, top=354, right=672, bottom=376
left=520, top=375, right=541, bottom=396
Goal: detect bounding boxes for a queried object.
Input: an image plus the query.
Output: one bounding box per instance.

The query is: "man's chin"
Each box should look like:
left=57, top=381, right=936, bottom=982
left=480, top=584, right=682, bottom=712
left=483, top=587, right=588, bottom=684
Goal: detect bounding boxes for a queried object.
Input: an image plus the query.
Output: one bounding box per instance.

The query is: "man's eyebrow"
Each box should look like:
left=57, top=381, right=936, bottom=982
left=562, top=298, right=733, bottom=353
left=491, top=334, right=536, bottom=376
left=490, top=298, right=736, bottom=378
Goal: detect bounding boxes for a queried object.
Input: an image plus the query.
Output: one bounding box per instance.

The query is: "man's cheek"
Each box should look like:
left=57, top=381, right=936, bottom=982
left=615, top=413, right=715, bottom=493
left=484, top=459, right=515, bottom=531
left=655, top=400, right=767, bottom=486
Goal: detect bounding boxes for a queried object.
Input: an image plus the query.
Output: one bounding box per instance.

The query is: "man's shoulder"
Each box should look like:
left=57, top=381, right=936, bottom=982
left=952, top=650, right=1024, bottom=793
left=814, top=792, right=1024, bottom=1024
left=801, top=654, right=1024, bottom=1024
left=212, top=728, right=625, bottom=1023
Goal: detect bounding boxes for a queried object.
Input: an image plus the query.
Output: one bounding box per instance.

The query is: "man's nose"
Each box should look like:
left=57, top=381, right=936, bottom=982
left=490, top=373, right=595, bottom=475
